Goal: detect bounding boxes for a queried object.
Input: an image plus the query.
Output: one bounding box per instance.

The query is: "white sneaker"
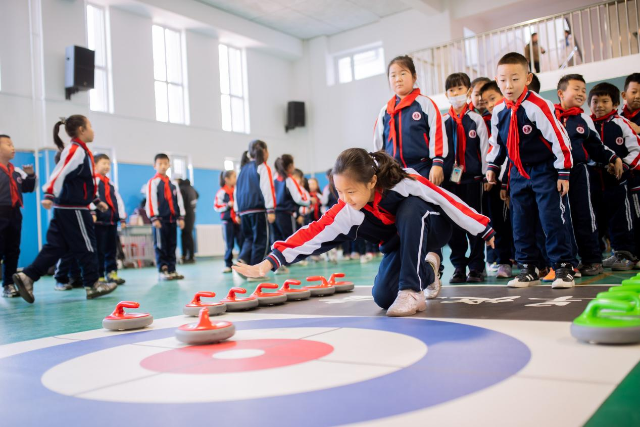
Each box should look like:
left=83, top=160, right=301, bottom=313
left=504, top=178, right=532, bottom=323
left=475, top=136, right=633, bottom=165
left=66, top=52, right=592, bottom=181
left=360, top=253, right=374, bottom=264
left=329, top=249, right=338, bottom=264
left=274, top=266, right=290, bottom=275
left=424, top=252, right=441, bottom=299
left=386, top=290, right=427, bottom=317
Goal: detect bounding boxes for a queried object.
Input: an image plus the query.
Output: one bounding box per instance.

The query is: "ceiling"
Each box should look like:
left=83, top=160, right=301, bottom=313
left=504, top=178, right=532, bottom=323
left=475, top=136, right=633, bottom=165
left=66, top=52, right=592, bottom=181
left=196, top=0, right=411, bottom=39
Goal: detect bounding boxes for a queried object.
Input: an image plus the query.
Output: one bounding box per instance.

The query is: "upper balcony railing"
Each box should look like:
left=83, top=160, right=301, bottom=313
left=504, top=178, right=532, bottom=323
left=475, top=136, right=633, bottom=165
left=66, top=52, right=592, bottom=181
left=410, top=0, right=640, bottom=95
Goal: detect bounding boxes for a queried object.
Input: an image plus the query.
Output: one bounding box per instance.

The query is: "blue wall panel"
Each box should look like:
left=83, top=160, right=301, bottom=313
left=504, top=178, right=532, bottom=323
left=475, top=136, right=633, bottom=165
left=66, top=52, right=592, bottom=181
left=13, top=152, right=38, bottom=267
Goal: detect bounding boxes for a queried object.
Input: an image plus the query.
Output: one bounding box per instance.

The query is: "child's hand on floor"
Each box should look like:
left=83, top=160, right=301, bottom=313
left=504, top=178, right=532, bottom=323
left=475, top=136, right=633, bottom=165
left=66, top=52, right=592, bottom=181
left=178, top=219, right=185, bottom=230
left=232, top=259, right=272, bottom=278
left=557, top=179, right=569, bottom=196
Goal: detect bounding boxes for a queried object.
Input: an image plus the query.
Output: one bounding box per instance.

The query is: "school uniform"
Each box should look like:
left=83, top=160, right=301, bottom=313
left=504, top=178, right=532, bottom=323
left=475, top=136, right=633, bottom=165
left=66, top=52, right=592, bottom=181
left=23, top=139, right=101, bottom=287
left=374, top=88, right=448, bottom=178
left=234, top=160, right=276, bottom=265
left=265, top=170, right=494, bottom=309
left=442, top=105, right=490, bottom=273
left=590, top=111, right=640, bottom=255
left=0, top=163, right=35, bottom=289
left=555, top=105, right=618, bottom=265
left=304, top=191, right=321, bottom=225
left=93, top=174, right=126, bottom=277
left=620, top=105, right=640, bottom=258
left=320, top=183, right=339, bottom=213
left=486, top=90, right=575, bottom=271
left=273, top=175, right=310, bottom=241
left=146, top=174, right=185, bottom=273
left=214, top=185, right=242, bottom=268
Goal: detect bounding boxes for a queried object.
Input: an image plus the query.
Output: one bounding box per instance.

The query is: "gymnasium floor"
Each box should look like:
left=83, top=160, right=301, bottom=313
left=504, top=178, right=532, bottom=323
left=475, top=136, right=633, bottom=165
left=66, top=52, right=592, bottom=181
left=1, top=252, right=639, bottom=427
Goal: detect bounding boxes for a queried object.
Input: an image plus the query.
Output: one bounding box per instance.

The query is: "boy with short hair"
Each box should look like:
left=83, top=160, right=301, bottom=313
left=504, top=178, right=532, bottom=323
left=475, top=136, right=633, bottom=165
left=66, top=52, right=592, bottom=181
left=589, top=82, right=640, bottom=269
left=146, top=153, right=186, bottom=280
left=0, top=135, right=35, bottom=298
left=469, top=77, right=492, bottom=115
left=93, top=153, right=127, bottom=285
left=486, top=52, right=576, bottom=289
left=620, top=73, right=640, bottom=132
left=443, top=72, right=490, bottom=283
left=555, top=74, right=622, bottom=275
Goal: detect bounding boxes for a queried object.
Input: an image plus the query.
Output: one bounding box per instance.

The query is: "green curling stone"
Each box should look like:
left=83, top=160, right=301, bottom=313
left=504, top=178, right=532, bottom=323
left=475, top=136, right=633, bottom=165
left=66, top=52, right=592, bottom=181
left=571, top=298, right=640, bottom=344
left=621, top=274, right=640, bottom=286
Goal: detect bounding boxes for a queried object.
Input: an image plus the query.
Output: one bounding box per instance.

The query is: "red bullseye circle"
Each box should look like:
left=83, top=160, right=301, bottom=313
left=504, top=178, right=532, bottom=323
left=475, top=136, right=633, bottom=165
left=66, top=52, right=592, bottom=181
left=140, top=339, right=334, bottom=374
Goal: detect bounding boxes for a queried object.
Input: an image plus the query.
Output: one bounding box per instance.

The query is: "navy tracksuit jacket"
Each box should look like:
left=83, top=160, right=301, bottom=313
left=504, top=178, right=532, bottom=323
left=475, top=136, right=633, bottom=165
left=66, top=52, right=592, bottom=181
left=93, top=175, right=126, bottom=276
left=214, top=185, right=242, bottom=268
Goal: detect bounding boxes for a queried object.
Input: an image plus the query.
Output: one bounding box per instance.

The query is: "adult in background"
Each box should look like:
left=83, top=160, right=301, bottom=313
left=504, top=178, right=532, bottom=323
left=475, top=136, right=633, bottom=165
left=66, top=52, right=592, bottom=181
left=178, top=178, right=199, bottom=264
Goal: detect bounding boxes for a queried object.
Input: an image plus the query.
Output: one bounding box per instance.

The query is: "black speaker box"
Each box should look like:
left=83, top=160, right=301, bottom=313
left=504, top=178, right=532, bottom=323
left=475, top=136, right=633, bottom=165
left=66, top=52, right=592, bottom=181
left=286, top=101, right=305, bottom=132
left=65, top=45, right=95, bottom=99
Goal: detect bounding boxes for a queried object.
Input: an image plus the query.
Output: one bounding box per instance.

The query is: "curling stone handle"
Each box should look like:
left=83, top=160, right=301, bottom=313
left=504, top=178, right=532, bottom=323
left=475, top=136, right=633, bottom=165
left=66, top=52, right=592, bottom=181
left=282, top=279, right=302, bottom=290
left=196, top=307, right=214, bottom=328
left=256, top=283, right=279, bottom=292
left=307, top=276, right=329, bottom=286
left=595, top=291, right=640, bottom=308
left=584, top=299, right=634, bottom=319
left=329, top=273, right=345, bottom=284
left=227, top=287, right=247, bottom=299
left=112, top=301, right=139, bottom=316
left=193, top=291, right=216, bottom=303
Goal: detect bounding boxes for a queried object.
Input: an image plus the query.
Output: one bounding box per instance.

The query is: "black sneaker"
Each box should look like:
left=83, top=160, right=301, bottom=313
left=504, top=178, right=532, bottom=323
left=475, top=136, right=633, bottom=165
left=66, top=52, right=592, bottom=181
left=507, top=265, right=540, bottom=288
left=580, top=263, right=604, bottom=276
left=85, top=280, right=117, bottom=300
left=552, top=265, right=575, bottom=289
left=69, top=276, right=83, bottom=288
left=2, top=284, right=19, bottom=298
left=449, top=268, right=467, bottom=284
left=467, top=270, right=484, bottom=283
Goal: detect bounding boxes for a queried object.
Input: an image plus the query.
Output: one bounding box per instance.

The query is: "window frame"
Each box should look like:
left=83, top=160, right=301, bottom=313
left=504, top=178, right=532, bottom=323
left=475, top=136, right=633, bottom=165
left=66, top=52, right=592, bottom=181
left=334, top=44, right=385, bottom=85
left=219, top=44, right=250, bottom=134
left=152, top=24, right=188, bottom=125
left=86, top=3, right=114, bottom=113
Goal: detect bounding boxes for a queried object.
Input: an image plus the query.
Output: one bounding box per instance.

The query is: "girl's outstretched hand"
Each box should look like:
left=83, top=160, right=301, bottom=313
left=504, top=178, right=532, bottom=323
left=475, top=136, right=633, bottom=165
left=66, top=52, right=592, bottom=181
left=232, top=259, right=272, bottom=278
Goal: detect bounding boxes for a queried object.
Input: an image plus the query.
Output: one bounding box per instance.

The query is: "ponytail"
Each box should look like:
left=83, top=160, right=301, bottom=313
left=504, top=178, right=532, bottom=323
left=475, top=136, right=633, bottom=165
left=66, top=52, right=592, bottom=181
left=240, top=151, right=251, bottom=168
left=274, top=154, right=293, bottom=178
left=53, top=115, right=88, bottom=152
left=332, top=148, right=412, bottom=191
left=219, top=171, right=226, bottom=187
left=242, top=139, right=268, bottom=167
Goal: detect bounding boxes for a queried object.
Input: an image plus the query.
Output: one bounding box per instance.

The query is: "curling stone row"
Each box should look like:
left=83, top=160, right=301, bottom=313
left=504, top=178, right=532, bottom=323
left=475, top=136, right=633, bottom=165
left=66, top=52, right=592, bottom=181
left=571, top=283, right=640, bottom=345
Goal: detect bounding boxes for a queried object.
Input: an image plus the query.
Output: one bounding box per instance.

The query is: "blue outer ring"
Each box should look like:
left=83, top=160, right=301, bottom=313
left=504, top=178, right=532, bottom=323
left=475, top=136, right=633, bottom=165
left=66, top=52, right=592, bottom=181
left=0, top=317, right=530, bottom=427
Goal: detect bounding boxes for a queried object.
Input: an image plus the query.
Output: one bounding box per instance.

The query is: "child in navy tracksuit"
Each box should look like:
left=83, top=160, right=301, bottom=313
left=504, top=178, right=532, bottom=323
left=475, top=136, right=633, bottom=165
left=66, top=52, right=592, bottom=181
left=486, top=53, right=576, bottom=289
left=273, top=154, right=310, bottom=242
left=373, top=55, right=448, bottom=184
left=468, top=77, right=491, bottom=116
left=0, top=135, right=36, bottom=298
left=555, top=75, right=623, bottom=276
left=13, top=116, right=118, bottom=303
left=588, top=83, right=640, bottom=270
left=442, top=73, right=490, bottom=283
left=146, top=153, right=186, bottom=281
left=305, top=178, right=322, bottom=225
left=214, top=170, right=242, bottom=273
left=233, top=149, right=495, bottom=317
left=234, top=140, right=276, bottom=281
left=93, top=153, right=127, bottom=285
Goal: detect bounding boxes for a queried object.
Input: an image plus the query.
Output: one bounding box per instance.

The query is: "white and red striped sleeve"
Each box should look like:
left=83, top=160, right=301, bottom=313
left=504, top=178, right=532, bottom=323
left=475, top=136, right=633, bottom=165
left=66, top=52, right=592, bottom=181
left=614, top=116, right=640, bottom=169
left=214, top=189, right=229, bottom=212
left=145, top=177, right=160, bottom=221
left=286, top=176, right=311, bottom=207
left=115, top=186, right=126, bottom=222
left=417, top=95, right=448, bottom=163
left=523, top=93, right=573, bottom=176
left=257, top=163, right=276, bottom=213
left=468, top=110, right=490, bottom=174
left=373, top=105, right=386, bottom=152
left=42, top=144, right=85, bottom=200
left=393, top=172, right=494, bottom=240
left=267, top=200, right=363, bottom=269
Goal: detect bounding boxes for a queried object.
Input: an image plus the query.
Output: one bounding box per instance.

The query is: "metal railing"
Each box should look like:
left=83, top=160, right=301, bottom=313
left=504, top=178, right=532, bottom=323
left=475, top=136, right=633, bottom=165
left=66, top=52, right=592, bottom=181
left=411, top=0, right=640, bottom=95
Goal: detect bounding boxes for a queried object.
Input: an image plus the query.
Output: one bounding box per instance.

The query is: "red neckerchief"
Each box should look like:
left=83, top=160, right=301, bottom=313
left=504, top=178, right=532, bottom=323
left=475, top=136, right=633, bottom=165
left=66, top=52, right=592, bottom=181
left=386, top=88, right=421, bottom=152
left=622, top=105, right=640, bottom=120
left=554, top=104, right=584, bottom=124
left=449, top=103, right=469, bottom=171
left=96, top=174, right=115, bottom=211
left=288, top=175, right=308, bottom=201
left=505, top=89, right=530, bottom=179
left=309, top=191, right=320, bottom=219
left=71, top=138, right=97, bottom=197
left=363, top=191, right=395, bottom=225
left=155, top=173, right=175, bottom=215
left=591, top=110, right=618, bottom=143
left=0, top=162, right=21, bottom=207
left=222, top=185, right=236, bottom=222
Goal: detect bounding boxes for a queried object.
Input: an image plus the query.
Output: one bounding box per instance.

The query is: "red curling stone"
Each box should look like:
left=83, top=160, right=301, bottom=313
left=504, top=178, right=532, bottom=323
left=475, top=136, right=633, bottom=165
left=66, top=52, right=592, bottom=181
left=220, top=287, right=259, bottom=311
left=252, top=283, right=288, bottom=306
left=306, top=276, right=336, bottom=297
left=279, top=279, right=311, bottom=301
left=175, top=308, right=236, bottom=345
left=329, top=273, right=355, bottom=292
left=183, top=291, right=227, bottom=317
left=103, top=301, right=153, bottom=331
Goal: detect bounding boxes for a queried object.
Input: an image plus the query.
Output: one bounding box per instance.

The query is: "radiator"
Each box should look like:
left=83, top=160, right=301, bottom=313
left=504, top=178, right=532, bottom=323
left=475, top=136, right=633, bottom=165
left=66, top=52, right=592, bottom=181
left=195, top=224, right=227, bottom=256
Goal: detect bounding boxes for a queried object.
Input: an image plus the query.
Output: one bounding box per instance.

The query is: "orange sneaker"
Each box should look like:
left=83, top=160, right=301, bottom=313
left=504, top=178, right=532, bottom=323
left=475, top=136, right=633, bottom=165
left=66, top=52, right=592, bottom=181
left=541, top=268, right=555, bottom=282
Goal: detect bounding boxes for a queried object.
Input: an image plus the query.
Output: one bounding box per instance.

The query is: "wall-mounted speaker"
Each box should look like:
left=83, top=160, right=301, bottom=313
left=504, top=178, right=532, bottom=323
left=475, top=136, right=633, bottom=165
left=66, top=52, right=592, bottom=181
left=65, top=45, right=95, bottom=100
left=286, top=101, right=305, bottom=132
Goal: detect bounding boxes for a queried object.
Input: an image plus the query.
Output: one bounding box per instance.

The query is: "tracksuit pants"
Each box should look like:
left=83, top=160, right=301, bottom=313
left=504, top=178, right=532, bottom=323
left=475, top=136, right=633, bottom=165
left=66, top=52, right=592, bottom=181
left=181, top=212, right=196, bottom=260
left=627, top=175, right=640, bottom=259
left=238, top=212, right=270, bottom=266
left=0, top=207, right=23, bottom=287
left=444, top=180, right=485, bottom=272
left=95, top=223, right=118, bottom=277
left=484, top=183, right=513, bottom=265
left=273, top=211, right=296, bottom=242
left=153, top=219, right=177, bottom=272
left=24, top=208, right=99, bottom=287
left=372, top=197, right=452, bottom=310
left=222, top=220, right=242, bottom=268
left=602, top=182, right=635, bottom=254
left=54, top=255, right=81, bottom=284
left=509, top=162, right=574, bottom=270
left=569, top=164, right=602, bottom=264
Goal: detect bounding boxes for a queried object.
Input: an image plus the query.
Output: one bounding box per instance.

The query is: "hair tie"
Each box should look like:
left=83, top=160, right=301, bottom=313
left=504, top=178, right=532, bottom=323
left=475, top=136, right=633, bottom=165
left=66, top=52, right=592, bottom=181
left=368, top=152, right=379, bottom=170
left=59, top=117, right=66, bottom=125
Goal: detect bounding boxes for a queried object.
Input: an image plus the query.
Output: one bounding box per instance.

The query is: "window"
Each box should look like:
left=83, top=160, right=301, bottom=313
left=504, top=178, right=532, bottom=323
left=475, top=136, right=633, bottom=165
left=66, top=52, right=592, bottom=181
left=166, top=154, right=193, bottom=182
left=335, top=46, right=385, bottom=84
left=152, top=25, right=187, bottom=124
left=86, top=4, right=112, bottom=112
left=219, top=44, right=249, bottom=133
